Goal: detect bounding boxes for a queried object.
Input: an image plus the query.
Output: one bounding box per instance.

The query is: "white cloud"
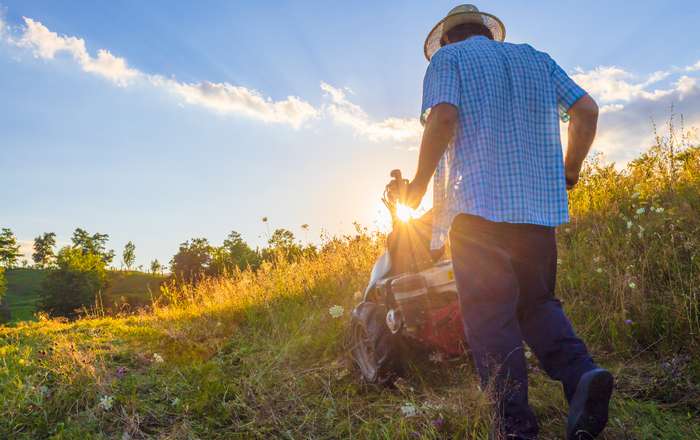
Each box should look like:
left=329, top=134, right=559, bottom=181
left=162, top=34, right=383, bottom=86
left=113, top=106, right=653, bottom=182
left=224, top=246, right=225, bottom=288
left=18, top=17, right=139, bottom=86
left=6, top=17, right=318, bottom=128
left=571, top=64, right=700, bottom=163
left=685, top=60, right=700, bottom=72
left=157, top=78, right=319, bottom=128
left=320, top=82, right=422, bottom=143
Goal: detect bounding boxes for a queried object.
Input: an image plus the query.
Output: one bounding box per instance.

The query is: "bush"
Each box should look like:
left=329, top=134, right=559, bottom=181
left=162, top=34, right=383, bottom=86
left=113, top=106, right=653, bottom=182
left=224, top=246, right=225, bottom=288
left=39, top=247, right=108, bottom=318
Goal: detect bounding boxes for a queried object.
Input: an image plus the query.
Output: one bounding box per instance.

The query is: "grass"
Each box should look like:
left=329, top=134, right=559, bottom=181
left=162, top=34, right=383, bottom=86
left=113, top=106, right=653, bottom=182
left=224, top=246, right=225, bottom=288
left=2, top=269, right=165, bottom=323
left=0, top=128, right=699, bottom=438
left=4, top=269, right=47, bottom=322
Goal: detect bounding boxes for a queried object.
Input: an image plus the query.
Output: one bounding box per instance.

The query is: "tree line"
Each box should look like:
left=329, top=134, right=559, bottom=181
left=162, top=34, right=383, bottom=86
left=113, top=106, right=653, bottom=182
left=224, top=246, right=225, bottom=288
left=0, top=225, right=316, bottom=319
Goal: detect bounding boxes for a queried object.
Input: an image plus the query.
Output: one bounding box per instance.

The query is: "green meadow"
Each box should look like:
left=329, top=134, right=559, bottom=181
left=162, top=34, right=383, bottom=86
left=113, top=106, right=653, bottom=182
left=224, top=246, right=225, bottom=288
left=2, top=269, right=164, bottom=323
left=1, top=136, right=699, bottom=439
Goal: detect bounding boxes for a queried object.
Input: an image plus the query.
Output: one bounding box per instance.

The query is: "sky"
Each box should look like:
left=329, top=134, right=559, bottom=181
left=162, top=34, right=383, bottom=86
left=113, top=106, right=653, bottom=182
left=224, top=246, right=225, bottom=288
left=1, top=0, right=700, bottom=269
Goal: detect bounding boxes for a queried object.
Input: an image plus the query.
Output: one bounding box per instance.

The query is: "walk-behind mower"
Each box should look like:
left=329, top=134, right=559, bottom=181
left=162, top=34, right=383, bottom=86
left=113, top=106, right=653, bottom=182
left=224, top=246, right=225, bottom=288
left=350, top=170, right=466, bottom=385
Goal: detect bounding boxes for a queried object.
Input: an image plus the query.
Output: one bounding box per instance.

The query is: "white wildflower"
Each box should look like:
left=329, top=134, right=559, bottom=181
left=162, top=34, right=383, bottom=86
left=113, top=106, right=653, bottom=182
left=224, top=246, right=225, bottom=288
left=152, top=353, right=164, bottom=363
left=98, top=395, right=114, bottom=411
left=596, top=268, right=603, bottom=273
left=428, top=351, right=445, bottom=363
left=329, top=305, right=344, bottom=319
left=556, top=258, right=562, bottom=265
left=400, top=402, right=418, bottom=417
left=628, top=282, right=637, bottom=289
left=626, top=221, right=633, bottom=229
left=656, top=207, right=665, bottom=213
left=636, top=207, right=646, bottom=215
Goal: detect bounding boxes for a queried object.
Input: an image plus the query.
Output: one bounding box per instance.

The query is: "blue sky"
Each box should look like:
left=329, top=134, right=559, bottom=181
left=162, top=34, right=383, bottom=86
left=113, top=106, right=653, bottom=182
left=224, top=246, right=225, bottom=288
left=2, top=1, right=700, bottom=268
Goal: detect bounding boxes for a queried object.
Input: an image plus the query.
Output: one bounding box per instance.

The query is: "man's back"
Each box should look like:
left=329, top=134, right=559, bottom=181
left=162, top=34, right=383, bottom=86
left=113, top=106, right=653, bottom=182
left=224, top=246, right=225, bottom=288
left=422, top=36, right=586, bottom=246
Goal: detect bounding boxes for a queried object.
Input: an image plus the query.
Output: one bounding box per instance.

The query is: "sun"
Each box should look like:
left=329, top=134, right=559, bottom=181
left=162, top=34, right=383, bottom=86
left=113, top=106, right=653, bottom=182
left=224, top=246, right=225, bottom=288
left=395, top=202, right=422, bottom=223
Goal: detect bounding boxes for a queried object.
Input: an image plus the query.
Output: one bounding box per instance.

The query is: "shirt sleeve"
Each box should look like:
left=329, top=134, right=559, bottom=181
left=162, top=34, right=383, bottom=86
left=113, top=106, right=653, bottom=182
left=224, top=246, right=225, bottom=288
left=548, top=55, right=587, bottom=121
left=421, top=50, right=460, bottom=125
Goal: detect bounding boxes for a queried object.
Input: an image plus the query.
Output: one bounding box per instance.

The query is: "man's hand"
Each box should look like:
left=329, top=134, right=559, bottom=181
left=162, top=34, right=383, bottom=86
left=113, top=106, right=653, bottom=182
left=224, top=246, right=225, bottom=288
left=404, top=178, right=429, bottom=209
left=564, top=94, right=598, bottom=190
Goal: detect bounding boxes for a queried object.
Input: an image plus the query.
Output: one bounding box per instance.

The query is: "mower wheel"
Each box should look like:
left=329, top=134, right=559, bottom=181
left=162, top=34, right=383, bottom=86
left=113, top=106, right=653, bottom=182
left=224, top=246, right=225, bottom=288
left=350, top=301, right=403, bottom=385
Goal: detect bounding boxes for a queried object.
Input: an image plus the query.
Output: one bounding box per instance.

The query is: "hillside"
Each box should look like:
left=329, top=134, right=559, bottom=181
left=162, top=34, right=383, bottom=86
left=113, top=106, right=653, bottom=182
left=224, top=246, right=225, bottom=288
left=2, top=269, right=165, bottom=323
left=1, top=141, right=699, bottom=438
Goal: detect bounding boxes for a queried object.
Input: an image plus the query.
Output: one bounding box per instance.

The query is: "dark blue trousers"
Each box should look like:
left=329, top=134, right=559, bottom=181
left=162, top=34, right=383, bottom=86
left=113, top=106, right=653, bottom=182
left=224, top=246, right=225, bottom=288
left=449, top=214, right=596, bottom=438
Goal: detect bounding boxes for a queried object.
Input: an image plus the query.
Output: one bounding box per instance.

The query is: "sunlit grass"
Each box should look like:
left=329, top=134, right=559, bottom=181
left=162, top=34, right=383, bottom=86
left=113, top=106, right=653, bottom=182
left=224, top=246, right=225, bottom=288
left=1, top=123, right=699, bottom=438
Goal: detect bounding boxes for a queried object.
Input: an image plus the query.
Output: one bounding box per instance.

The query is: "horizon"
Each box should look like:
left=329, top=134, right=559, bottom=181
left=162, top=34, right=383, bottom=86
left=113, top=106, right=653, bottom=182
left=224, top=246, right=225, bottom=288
left=2, top=0, right=700, bottom=268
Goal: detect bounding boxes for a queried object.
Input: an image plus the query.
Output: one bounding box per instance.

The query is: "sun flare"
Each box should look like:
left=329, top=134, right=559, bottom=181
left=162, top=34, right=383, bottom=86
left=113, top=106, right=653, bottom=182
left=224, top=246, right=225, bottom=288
left=395, top=202, right=421, bottom=222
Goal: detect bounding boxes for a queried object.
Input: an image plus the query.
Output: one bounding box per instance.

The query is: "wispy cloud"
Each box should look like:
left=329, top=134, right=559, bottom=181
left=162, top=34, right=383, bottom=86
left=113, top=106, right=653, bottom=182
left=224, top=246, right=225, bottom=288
left=320, top=82, right=422, bottom=143
left=6, top=17, right=319, bottom=128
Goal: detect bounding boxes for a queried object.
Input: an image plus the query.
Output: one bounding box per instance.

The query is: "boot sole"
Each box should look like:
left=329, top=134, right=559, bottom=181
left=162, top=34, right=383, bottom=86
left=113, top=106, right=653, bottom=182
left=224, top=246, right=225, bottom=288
left=567, top=369, right=614, bottom=440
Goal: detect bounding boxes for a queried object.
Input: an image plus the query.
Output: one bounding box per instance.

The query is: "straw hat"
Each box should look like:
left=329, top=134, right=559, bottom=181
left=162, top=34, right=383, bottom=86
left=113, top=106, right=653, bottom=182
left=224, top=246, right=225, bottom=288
left=424, top=4, right=505, bottom=61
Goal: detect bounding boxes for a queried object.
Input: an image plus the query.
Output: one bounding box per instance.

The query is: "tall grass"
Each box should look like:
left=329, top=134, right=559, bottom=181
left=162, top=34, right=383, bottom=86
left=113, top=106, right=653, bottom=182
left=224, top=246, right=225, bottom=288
left=0, top=125, right=699, bottom=438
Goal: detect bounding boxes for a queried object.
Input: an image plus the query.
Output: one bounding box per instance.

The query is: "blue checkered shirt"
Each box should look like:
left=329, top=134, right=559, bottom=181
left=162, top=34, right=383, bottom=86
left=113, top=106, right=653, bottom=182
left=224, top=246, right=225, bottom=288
left=422, top=36, right=586, bottom=249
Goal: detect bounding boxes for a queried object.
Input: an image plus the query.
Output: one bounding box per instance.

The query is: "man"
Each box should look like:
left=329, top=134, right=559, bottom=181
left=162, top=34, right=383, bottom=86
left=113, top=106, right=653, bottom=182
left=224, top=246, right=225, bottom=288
left=403, top=5, right=613, bottom=439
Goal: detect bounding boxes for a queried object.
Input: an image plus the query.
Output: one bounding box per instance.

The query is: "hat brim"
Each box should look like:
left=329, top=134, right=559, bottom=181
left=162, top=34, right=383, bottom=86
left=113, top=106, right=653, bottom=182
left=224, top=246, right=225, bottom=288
left=424, top=11, right=506, bottom=61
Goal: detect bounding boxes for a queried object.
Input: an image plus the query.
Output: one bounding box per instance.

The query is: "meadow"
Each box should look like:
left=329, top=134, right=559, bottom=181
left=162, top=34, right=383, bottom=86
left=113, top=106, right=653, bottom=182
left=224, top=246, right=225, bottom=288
left=2, top=270, right=164, bottom=324
left=1, top=127, right=699, bottom=439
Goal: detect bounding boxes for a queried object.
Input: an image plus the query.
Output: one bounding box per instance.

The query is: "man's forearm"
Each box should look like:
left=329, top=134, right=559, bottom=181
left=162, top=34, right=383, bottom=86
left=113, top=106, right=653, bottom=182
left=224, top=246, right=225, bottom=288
left=413, top=105, right=458, bottom=187
left=564, top=95, right=598, bottom=186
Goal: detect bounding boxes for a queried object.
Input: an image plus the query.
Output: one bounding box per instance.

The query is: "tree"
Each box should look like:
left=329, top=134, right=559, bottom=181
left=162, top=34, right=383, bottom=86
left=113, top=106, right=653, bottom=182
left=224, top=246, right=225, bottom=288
left=150, top=259, right=162, bottom=275
left=71, top=228, right=115, bottom=265
left=122, top=241, right=136, bottom=271
left=0, top=267, right=9, bottom=323
left=262, top=228, right=303, bottom=262
left=0, top=228, right=21, bottom=268
left=40, top=246, right=107, bottom=318
left=32, top=232, right=57, bottom=268
left=170, top=238, right=213, bottom=283
left=211, top=231, right=261, bottom=275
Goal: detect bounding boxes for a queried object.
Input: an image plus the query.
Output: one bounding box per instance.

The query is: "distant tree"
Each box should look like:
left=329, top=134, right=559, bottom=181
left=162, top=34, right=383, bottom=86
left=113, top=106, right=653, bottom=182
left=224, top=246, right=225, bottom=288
left=150, top=259, right=162, bottom=275
left=32, top=232, right=57, bottom=268
left=301, top=224, right=310, bottom=242
left=0, top=267, right=8, bottom=323
left=262, top=228, right=303, bottom=262
left=71, top=228, right=115, bottom=265
left=0, top=267, right=6, bottom=301
left=211, top=231, right=261, bottom=275
left=40, top=246, right=107, bottom=318
left=122, top=241, right=136, bottom=271
left=0, top=228, right=21, bottom=268
left=170, top=238, right=213, bottom=283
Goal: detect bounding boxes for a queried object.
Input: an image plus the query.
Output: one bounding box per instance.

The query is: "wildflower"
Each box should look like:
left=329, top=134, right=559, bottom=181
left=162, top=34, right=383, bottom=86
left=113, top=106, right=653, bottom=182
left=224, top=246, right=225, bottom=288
left=98, top=395, right=114, bottom=411
left=593, top=256, right=601, bottom=263
left=628, top=282, right=637, bottom=289
left=171, top=397, right=180, bottom=407
left=400, top=402, right=418, bottom=417
left=429, top=351, right=445, bottom=363
left=596, top=268, right=603, bottom=273
left=115, top=366, right=128, bottom=378
left=432, top=417, right=446, bottom=430
left=329, top=305, right=344, bottom=318
left=152, top=353, right=164, bottom=363
left=626, top=221, right=633, bottom=229
left=556, top=258, right=562, bottom=265
left=625, top=319, right=633, bottom=325
left=636, top=207, right=646, bottom=215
